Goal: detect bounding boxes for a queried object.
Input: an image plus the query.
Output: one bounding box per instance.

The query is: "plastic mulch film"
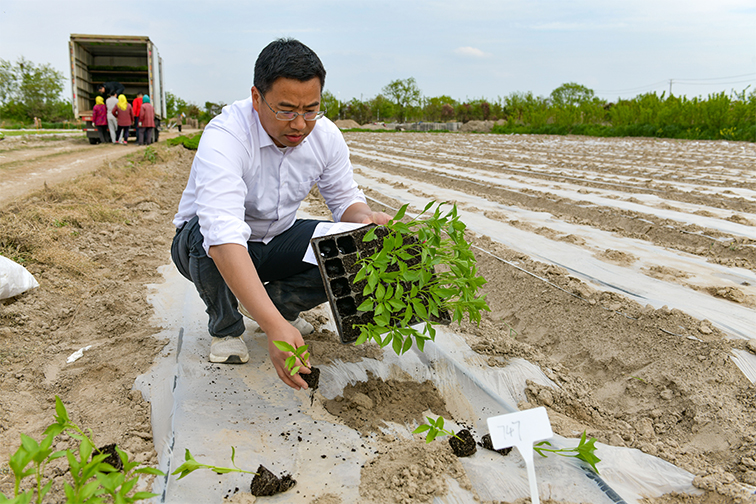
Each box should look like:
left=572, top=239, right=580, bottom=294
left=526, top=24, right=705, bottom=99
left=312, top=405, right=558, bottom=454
left=136, top=263, right=701, bottom=503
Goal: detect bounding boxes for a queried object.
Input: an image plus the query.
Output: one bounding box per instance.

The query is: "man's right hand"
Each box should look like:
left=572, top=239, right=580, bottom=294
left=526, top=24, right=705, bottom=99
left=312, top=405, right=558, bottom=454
left=208, top=243, right=313, bottom=390
left=267, top=322, right=311, bottom=390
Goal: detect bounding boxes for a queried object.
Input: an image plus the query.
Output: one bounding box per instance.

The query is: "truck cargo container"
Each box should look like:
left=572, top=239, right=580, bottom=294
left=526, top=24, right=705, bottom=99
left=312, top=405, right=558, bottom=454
left=69, top=34, right=165, bottom=143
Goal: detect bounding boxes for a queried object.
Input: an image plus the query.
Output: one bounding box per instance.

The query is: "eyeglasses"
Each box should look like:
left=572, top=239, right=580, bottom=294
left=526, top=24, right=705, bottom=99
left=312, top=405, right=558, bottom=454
left=259, top=92, right=326, bottom=121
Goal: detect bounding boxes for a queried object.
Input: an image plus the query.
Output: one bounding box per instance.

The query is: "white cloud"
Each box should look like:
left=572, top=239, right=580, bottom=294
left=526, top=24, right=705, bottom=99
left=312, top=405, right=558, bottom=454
left=454, top=46, right=491, bottom=58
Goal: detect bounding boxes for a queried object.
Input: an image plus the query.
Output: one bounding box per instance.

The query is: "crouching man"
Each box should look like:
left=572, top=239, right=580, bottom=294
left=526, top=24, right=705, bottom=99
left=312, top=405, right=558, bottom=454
left=170, top=38, right=390, bottom=390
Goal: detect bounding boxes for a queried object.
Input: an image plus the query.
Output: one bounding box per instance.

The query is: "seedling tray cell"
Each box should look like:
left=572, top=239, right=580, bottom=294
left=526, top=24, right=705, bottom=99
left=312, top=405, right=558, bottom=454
left=311, top=224, right=450, bottom=344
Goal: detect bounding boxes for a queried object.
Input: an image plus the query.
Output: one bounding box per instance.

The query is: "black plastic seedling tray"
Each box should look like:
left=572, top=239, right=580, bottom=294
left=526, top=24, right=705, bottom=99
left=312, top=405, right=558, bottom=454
left=311, top=224, right=450, bottom=344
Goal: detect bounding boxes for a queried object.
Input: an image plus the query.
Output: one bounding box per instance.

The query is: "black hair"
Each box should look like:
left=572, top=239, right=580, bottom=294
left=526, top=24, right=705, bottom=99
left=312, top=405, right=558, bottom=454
left=253, top=38, right=326, bottom=96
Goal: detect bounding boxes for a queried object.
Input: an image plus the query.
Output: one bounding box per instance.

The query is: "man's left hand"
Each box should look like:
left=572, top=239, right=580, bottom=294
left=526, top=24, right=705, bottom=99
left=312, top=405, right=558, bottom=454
left=342, top=202, right=392, bottom=226
left=360, top=211, right=391, bottom=225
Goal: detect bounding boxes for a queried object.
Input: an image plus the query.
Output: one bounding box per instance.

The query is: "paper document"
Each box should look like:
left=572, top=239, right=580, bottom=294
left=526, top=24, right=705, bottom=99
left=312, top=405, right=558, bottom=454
left=303, top=222, right=370, bottom=265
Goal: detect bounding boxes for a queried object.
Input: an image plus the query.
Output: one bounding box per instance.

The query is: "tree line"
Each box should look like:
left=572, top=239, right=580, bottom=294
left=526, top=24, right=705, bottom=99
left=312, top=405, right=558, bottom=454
left=323, top=78, right=756, bottom=142
left=0, top=57, right=74, bottom=126
left=1, top=57, right=754, bottom=142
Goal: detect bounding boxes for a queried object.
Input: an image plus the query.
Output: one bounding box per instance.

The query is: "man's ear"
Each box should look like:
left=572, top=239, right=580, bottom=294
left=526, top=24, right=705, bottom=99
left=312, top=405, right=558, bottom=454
left=251, top=87, right=260, bottom=113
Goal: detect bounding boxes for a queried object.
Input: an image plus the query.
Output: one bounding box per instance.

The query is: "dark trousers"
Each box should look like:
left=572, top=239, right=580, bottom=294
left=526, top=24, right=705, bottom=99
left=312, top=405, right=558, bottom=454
left=133, top=119, right=140, bottom=145
left=96, top=125, right=108, bottom=143
left=116, top=125, right=130, bottom=142
left=170, top=216, right=328, bottom=338
left=138, top=127, right=153, bottom=145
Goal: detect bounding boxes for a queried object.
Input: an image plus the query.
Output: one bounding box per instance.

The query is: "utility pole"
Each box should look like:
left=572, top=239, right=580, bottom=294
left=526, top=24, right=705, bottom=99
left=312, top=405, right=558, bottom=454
left=669, top=79, right=673, bottom=95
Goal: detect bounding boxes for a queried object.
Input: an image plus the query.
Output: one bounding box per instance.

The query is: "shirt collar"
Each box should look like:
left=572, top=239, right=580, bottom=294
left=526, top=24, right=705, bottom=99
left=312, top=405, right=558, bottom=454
left=252, top=107, right=275, bottom=149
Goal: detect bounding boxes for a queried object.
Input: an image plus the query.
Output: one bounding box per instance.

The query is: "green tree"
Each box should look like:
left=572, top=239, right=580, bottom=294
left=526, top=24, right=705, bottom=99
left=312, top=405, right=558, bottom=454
left=0, top=56, right=69, bottom=122
left=503, top=91, right=550, bottom=127
left=322, top=90, right=340, bottom=121
left=200, top=101, right=226, bottom=124
left=0, top=59, right=14, bottom=104
left=369, top=94, right=395, bottom=123
left=550, top=82, right=595, bottom=108
left=424, top=95, right=457, bottom=122
left=345, top=97, right=371, bottom=125
left=165, top=90, right=189, bottom=118
left=382, top=77, right=421, bottom=123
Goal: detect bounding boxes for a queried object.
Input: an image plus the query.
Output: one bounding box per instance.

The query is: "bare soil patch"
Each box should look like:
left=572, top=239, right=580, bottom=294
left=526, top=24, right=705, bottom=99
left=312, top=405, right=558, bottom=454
left=1, top=133, right=755, bottom=503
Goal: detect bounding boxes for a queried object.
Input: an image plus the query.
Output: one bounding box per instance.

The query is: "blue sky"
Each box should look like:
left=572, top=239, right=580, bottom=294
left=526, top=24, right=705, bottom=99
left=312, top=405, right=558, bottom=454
left=1, top=0, right=755, bottom=108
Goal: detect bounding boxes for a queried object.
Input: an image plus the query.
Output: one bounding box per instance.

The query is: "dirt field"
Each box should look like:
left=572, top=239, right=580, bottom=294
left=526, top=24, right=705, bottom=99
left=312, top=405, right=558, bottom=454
left=0, top=131, right=755, bottom=503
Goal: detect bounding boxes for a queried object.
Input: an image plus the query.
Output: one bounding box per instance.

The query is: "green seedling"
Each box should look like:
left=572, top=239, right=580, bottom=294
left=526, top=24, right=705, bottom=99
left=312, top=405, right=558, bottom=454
left=414, top=417, right=601, bottom=475
left=6, top=431, right=62, bottom=504
left=354, top=201, right=490, bottom=355
left=413, top=415, right=462, bottom=443
left=93, top=445, right=163, bottom=504
left=171, top=447, right=258, bottom=480
left=1, top=396, right=163, bottom=504
left=272, top=341, right=311, bottom=375
left=534, top=430, right=601, bottom=474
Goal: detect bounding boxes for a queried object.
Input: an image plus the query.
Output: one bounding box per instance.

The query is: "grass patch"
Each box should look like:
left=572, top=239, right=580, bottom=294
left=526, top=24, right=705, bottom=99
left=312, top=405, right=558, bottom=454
left=0, top=130, right=85, bottom=137
left=166, top=132, right=202, bottom=150
left=0, top=144, right=177, bottom=277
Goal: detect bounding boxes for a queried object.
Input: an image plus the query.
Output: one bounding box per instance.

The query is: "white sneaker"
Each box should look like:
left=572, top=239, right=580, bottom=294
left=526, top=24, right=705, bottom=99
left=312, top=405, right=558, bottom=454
left=238, top=303, right=254, bottom=320
left=289, top=316, right=314, bottom=335
left=209, top=336, right=249, bottom=364
left=238, top=304, right=314, bottom=335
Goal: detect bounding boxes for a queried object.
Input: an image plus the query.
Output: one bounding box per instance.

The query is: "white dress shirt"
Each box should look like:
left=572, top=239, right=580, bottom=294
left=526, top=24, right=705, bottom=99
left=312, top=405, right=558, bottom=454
left=173, top=97, right=366, bottom=255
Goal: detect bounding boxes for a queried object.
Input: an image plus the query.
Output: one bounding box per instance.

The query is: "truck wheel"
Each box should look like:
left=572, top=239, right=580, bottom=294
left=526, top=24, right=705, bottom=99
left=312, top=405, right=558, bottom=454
left=89, top=137, right=100, bottom=145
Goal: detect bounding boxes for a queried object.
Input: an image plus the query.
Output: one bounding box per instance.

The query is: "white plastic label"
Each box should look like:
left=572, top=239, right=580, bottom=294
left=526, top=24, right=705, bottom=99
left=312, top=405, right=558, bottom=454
left=487, top=407, right=553, bottom=504
left=487, top=406, right=553, bottom=449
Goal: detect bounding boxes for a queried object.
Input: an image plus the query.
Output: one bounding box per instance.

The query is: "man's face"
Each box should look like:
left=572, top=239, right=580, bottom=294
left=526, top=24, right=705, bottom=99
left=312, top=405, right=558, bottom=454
left=252, top=77, right=321, bottom=148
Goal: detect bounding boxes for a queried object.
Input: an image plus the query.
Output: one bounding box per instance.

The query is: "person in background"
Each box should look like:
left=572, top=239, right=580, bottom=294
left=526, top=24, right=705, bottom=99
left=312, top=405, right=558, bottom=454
left=112, top=94, right=134, bottom=145
left=132, top=92, right=143, bottom=145
left=138, top=94, right=155, bottom=145
left=92, top=96, right=108, bottom=144
left=105, top=91, right=119, bottom=143
left=102, top=81, right=125, bottom=97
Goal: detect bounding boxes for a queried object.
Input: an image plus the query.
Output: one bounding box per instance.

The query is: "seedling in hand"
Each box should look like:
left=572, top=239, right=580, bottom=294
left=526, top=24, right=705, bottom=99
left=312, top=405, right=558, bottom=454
left=272, top=341, right=311, bottom=376
left=171, top=447, right=258, bottom=480
left=533, top=430, right=601, bottom=474
left=413, top=415, right=462, bottom=443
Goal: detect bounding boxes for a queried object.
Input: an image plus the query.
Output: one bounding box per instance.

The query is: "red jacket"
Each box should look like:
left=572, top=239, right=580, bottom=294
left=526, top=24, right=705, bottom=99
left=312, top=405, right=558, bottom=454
left=139, top=103, right=155, bottom=128
left=112, top=104, right=134, bottom=127
left=92, top=104, right=107, bottom=126
left=132, top=97, right=143, bottom=120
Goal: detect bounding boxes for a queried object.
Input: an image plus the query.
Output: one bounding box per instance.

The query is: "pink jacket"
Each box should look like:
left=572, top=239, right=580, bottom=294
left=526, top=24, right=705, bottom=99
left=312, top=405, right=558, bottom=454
left=112, top=104, right=134, bottom=127
left=92, top=104, right=107, bottom=126
left=139, top=103, right=155, bottom=128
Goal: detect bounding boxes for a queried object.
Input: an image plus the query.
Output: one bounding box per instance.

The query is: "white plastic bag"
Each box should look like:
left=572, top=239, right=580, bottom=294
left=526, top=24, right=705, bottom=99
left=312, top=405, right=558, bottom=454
left=0, top=255, right=39, bottom=300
